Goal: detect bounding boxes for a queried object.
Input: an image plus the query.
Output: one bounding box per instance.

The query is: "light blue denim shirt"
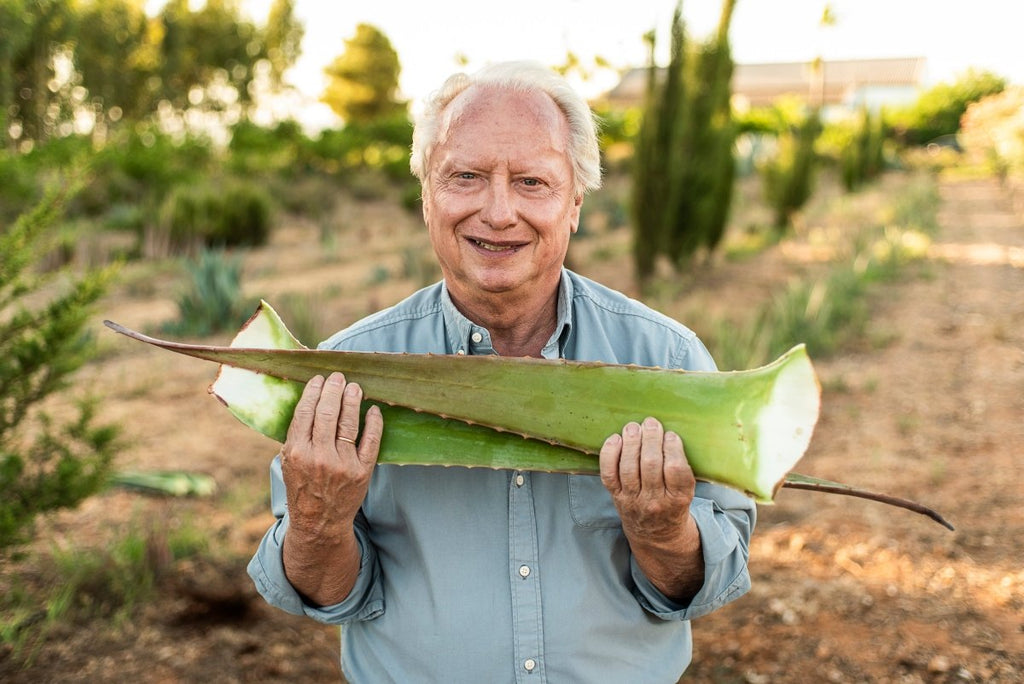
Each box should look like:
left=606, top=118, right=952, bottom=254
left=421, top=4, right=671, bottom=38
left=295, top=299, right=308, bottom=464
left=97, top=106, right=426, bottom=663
left=248, top=269, right=755, bottom=683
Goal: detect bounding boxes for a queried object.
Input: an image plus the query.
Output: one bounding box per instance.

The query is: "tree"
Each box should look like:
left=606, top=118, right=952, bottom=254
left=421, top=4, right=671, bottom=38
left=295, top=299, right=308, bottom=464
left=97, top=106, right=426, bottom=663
left=71, top=0, right=150, bottom=123
left=761, top=102, right=822, bottom=232
left=0, top=0, right=35, bottom=150
left=3, top=0, right=74, bottom=144
left=262, top=0, right=305, bottom=88
left=631, top=0, right=738, bottom=282
left=0, top=0, right=305, bottom=146
left=667, top=0, right=737, bottom=263
left=0, top=179, right=119, bottom=550
left=840, top=105, right=886, bottom=191
left=155, top=0, right=262, bottom=112
left=321, top=23, right=405, bottom=124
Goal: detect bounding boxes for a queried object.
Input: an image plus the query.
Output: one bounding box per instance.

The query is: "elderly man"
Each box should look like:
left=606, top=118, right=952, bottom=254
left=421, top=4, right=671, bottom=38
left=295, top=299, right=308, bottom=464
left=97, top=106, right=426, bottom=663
left=249, top=61, right=755, bottom=682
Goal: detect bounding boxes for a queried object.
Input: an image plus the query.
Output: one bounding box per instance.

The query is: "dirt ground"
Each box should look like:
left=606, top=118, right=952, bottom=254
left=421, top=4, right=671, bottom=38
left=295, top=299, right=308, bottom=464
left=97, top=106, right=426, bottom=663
left=1, top=172, right=1021, bottom=682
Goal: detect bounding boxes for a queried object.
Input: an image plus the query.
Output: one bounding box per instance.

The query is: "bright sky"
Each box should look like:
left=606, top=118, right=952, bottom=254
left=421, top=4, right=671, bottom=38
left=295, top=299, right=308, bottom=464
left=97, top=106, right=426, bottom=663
left=245, top=0, right=1023, bottom=128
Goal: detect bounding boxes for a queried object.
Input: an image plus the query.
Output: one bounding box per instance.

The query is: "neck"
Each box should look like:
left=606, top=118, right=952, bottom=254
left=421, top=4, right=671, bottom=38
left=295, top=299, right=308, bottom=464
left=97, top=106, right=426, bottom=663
left=449, top=283, right=560, bottom=358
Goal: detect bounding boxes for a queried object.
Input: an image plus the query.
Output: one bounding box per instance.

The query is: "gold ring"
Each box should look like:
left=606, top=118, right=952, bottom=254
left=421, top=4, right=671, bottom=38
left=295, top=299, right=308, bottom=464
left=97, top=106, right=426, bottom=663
left=338, top=436, right=357, bottom=445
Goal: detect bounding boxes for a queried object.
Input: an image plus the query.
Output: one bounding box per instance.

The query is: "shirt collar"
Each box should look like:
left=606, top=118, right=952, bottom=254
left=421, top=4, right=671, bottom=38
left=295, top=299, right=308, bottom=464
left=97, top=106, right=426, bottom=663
left=440, top=268, right=574, bottom=358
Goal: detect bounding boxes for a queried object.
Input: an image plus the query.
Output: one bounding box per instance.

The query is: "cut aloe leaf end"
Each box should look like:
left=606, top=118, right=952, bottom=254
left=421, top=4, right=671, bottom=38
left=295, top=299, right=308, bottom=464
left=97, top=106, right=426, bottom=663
left=208, top=302, right=304, bottom=443
left=753, top=345, right=821, bottom=500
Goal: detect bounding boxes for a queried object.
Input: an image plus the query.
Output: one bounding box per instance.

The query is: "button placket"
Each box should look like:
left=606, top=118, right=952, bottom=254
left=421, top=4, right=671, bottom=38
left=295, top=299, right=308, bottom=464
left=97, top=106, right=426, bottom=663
left=509, top=470, right=544, bottom=681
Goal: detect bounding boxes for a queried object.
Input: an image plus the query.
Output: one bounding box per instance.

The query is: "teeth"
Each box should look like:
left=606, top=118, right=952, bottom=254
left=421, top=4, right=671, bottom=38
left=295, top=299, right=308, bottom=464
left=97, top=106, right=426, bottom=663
left=473, top=239, right=514, bottom=252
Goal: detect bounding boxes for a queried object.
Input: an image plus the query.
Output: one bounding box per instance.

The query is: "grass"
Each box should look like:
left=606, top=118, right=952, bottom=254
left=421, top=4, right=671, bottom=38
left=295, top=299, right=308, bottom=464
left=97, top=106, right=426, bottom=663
left=1, top=514, right=212, bottom=659
left=700, top=171, right=941, bottom=370
left=272, top=290, right=334, bottom=347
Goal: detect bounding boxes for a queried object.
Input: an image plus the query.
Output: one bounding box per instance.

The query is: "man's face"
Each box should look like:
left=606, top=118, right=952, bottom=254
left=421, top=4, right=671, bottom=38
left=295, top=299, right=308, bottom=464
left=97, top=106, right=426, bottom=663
left=422, top=86, right=582, bottom=304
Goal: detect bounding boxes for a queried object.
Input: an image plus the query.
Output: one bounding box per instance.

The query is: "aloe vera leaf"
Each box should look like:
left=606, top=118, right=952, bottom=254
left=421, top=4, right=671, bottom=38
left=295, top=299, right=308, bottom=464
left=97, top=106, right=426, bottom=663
left=109, top=470, right=217, bottom=497
left=207, top=304, right=602, bottom=475
left=209, top=307, right=952, bottom=526
left=104, top=301, right=821, bottom=501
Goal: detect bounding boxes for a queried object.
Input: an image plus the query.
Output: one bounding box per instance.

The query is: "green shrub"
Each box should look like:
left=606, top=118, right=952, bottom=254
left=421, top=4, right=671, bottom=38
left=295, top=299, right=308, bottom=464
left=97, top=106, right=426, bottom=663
left=308, top=113, right=413, bottom=181
left=887, top=69, right=1005, bottom=146
left=760, top=106, right=822, bottom=231
left=164, top=248, right=253, bottom=338
left=228, top=119, right=308, bottom=176
left=0, top=183, right=120, bottom=551
left=838, top=107, right=887, bottom=191
left=158, top=179, right=273, bottom=253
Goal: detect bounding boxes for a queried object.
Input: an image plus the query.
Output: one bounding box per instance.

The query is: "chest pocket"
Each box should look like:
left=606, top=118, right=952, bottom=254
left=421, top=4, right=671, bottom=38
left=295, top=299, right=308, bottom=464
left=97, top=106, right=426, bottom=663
left=567, top=475, right=622, bottom=529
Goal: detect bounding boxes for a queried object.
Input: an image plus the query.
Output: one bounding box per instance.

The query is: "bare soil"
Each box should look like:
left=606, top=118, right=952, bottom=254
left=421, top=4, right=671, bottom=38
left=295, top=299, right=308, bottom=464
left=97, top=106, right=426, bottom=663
left=1, top=172, right=1021, bottom=683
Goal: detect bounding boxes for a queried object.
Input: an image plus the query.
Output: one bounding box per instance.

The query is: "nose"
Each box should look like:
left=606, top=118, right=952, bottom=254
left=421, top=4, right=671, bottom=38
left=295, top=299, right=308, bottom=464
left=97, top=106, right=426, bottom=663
left=479, top=181, right=516, bottom=230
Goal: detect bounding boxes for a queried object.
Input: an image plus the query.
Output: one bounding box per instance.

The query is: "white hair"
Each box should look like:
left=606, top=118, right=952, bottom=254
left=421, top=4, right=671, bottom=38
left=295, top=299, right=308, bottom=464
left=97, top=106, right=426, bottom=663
left=410, top=61, right=602, bottom=196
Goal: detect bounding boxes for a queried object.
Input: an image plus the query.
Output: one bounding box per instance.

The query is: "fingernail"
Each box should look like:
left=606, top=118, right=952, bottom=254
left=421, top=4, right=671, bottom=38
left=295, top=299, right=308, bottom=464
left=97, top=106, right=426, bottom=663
left=624, top=422, right=640, bottom=437
left=327, top=372, right=345, bottom=385
left=344, top=382, right=361, bottom=396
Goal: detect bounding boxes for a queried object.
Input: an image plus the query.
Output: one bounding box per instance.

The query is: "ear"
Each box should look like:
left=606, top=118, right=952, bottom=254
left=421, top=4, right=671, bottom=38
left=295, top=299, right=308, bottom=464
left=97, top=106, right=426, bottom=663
left=570, top=194, right=583, bottom=234
left=420, top=184, right=431, bottom=225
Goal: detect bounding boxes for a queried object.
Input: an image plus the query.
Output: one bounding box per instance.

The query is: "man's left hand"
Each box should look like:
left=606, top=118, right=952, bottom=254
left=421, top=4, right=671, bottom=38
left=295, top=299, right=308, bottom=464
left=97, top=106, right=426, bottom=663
left=599, top=416, right=705, bottom=601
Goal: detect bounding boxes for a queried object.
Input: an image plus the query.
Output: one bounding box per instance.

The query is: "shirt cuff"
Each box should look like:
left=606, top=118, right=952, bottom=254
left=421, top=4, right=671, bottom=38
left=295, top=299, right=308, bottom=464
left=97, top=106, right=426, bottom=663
left=630, top=486, right=754, bottom=621
left=247, top=516, right=385, bottom=625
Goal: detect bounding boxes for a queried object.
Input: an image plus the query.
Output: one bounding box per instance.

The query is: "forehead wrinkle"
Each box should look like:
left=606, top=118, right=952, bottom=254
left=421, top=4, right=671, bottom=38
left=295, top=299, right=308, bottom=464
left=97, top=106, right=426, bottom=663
left=436, top=84, right=570, bottom=154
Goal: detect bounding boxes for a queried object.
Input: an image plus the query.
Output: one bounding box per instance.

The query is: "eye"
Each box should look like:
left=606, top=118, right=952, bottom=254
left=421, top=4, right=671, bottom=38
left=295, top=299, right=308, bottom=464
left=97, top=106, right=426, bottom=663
left=521, top=177, right=541, bottom=187
left=457, top=172, right=477, bottom=180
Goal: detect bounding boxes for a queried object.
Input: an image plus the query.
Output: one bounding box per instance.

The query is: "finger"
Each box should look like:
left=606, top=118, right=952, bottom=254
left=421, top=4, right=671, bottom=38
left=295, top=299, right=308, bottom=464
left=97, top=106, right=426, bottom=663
left=599, top=433, right=623, bottom=493
left=639, top=417, right=665, bottom=492
left=356, top=404, right=385, bottom=467
left=336, top=381, right=364, bottom=448
left=618, top=421, right=642, bottom=494
left=312, top=372, right=346, bottom=444
left=662, top=431, right=695, bottom=496
left=286, top=375, right=325, bottom=445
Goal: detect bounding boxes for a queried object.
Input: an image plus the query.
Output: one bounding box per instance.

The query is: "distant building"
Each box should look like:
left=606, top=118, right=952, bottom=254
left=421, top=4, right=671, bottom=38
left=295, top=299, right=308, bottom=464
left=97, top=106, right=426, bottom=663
left=602, top=56, right=927, bottom=118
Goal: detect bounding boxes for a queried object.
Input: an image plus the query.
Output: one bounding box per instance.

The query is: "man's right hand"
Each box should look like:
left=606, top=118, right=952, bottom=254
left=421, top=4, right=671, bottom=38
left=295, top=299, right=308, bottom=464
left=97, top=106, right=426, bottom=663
left=280, top=372, right=383, bottom=606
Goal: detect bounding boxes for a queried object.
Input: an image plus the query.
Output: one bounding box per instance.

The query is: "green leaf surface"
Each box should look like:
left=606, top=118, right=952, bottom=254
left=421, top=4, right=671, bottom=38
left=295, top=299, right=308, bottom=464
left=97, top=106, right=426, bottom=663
left=105, top=301, right=821, bottom=502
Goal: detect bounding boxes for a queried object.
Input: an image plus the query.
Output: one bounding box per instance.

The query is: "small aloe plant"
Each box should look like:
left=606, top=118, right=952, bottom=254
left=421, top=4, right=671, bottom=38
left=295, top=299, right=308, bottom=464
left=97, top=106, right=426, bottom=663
left=104, top=302, right=953, bottom=528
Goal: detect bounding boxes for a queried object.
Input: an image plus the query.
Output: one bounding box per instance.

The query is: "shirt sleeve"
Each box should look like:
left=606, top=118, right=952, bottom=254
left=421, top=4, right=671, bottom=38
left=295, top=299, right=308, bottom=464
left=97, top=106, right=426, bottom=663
left=246, top=455, right=385, bottom=625
left=629, top=480, right=756, bottom=621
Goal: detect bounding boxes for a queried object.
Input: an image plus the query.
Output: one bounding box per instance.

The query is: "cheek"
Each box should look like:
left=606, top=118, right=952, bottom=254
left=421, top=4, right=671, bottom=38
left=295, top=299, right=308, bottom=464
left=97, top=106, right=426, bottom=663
left=427, top=191, right=476, bottom=230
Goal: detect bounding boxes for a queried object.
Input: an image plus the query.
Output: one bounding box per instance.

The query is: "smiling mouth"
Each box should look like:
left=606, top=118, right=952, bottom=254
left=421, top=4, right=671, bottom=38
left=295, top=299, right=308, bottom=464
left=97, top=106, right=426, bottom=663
left=469, top=238, right=523, bottom=253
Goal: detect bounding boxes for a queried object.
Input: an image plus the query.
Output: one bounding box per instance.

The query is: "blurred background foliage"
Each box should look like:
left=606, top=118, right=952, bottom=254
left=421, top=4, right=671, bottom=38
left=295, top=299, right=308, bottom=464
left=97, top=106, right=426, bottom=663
left=1, top=0, right=1018, bottom=268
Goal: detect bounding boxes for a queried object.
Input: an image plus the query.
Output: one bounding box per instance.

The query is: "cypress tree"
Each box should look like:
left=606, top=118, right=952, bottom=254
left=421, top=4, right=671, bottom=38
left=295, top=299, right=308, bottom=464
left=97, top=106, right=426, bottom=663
left=666, top=0, right=737, bottom=264
left=631, top=0, right=738, bottom=283
left=762, top=105, right=822, bottom=232
left=632, top=9, right=686, bottom=281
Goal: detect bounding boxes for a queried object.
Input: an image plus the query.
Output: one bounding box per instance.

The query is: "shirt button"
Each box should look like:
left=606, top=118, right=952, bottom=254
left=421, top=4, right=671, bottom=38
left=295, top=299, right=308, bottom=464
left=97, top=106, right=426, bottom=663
left=456, top=349, right=465, bottom=355
left=523, top=658, right=537, bottom=672
left=471, top=331, right=483, bottom=343
left=514, top=473, right=525, bottom=487
left=518, top=564, right=531, bottom=578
